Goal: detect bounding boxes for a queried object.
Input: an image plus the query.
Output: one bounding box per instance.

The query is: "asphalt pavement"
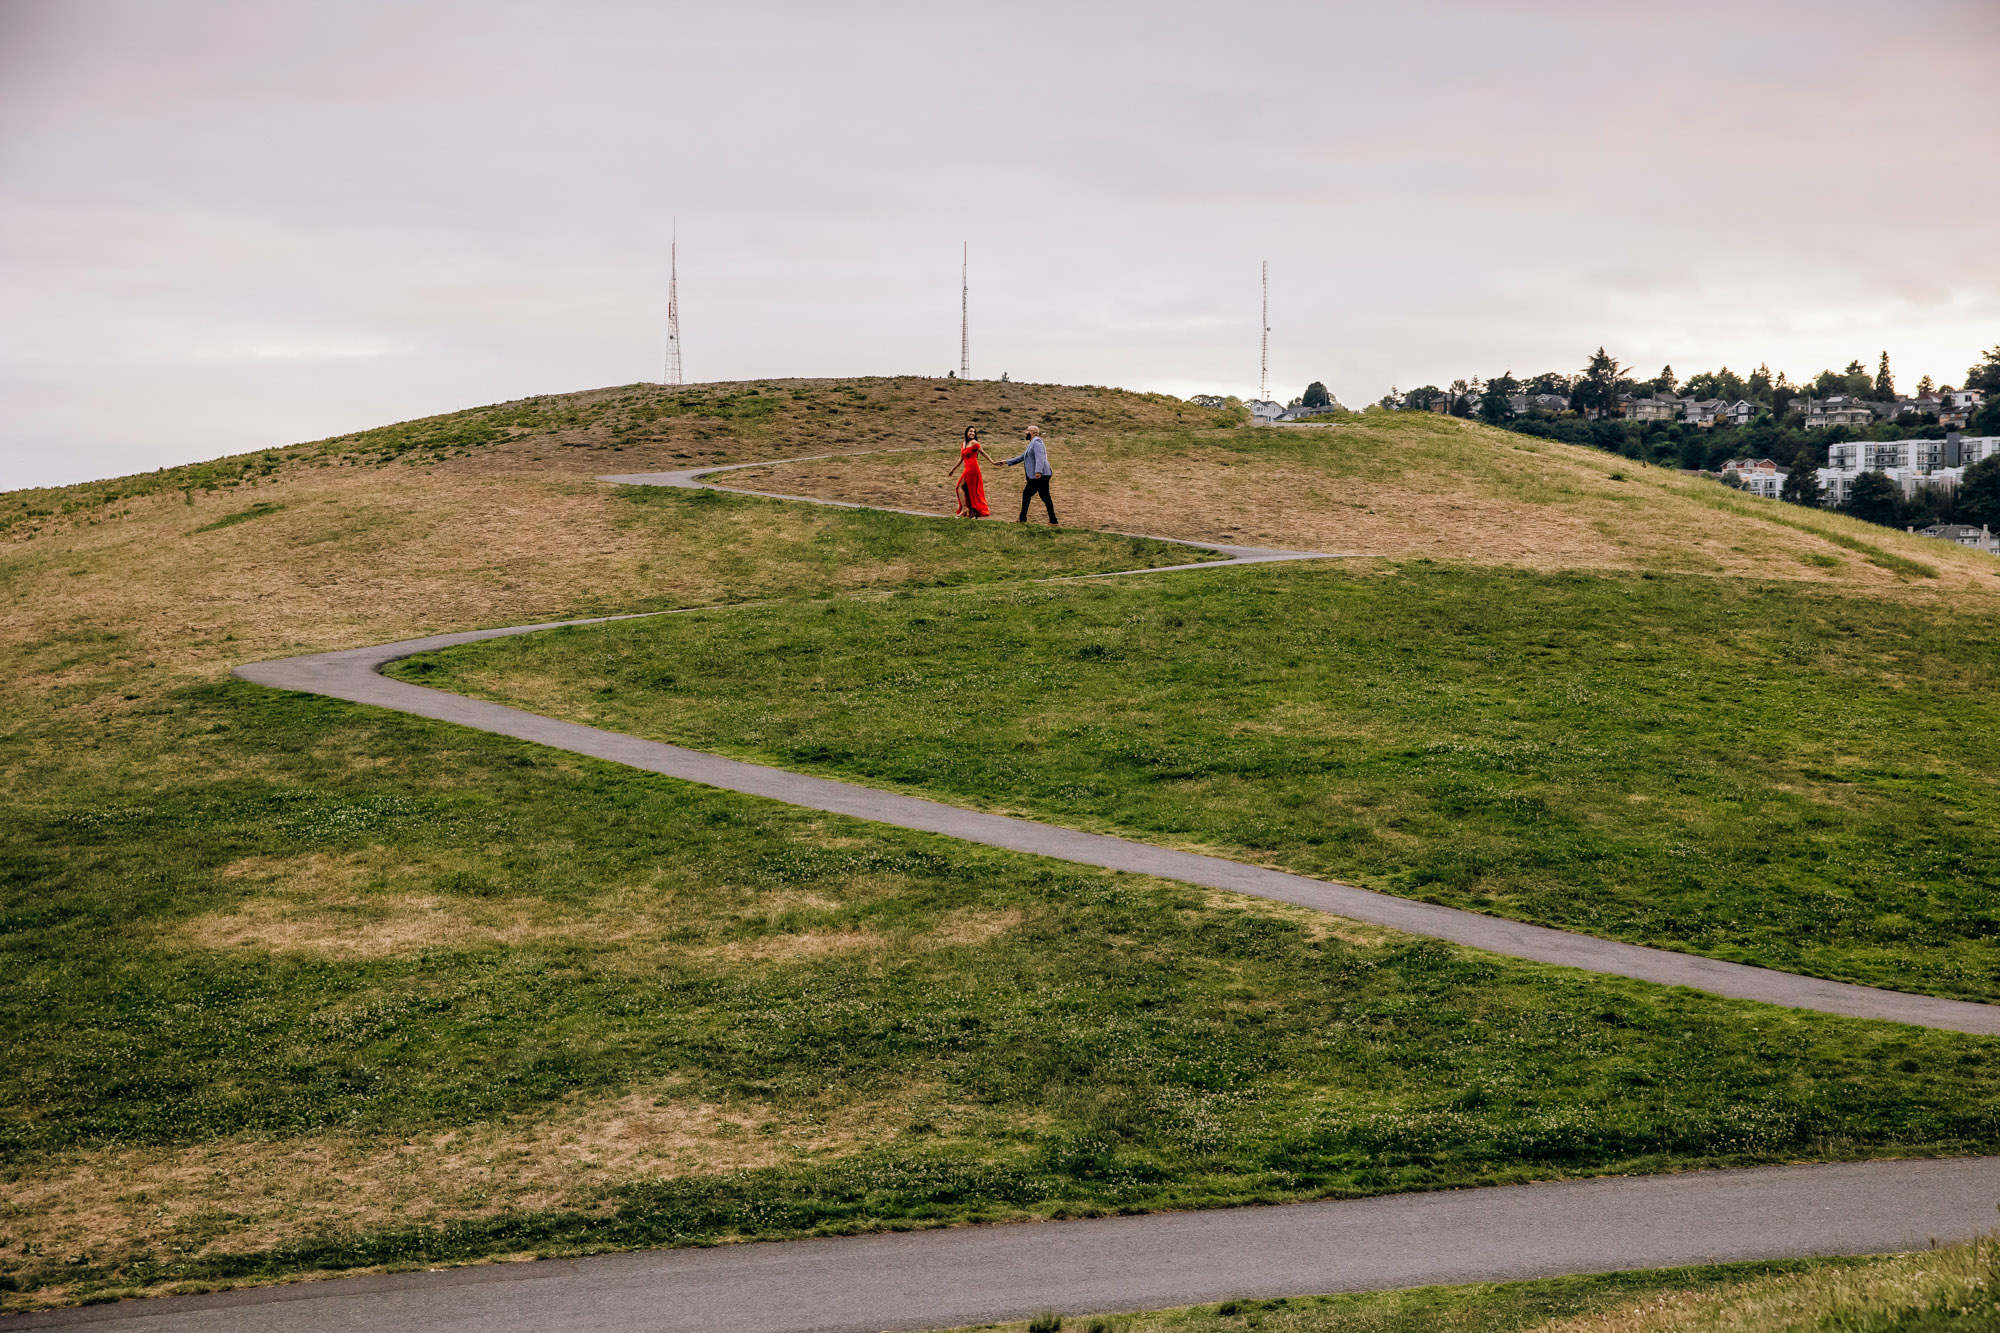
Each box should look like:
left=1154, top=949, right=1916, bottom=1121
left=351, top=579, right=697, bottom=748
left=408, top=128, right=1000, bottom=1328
left=13, top=1157, right=2000, bottom=1333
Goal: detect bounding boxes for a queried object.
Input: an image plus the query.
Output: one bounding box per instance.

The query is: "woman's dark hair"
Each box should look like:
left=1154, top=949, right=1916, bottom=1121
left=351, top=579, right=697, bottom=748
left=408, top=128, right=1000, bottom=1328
left=964, top=425, right=980, bottom=442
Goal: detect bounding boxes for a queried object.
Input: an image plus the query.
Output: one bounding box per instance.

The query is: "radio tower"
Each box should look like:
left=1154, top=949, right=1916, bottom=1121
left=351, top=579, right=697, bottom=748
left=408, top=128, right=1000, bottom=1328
left=662, top=221, right=683, bottom=387
left=1259, top=259, right=1270, bottom=402
left=959, top=243, right=970, bottom=380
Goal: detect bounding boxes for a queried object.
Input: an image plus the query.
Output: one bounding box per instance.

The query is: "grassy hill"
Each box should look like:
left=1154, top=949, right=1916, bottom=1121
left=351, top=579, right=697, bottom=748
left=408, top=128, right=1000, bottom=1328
left=732, top=410, right=2000, bottom=591
left=398, top=558, right=2000, bottom=1000
left=930, top=1240, right=2000, bottom=1333
left=5, top=381, right=1998, bottom=1310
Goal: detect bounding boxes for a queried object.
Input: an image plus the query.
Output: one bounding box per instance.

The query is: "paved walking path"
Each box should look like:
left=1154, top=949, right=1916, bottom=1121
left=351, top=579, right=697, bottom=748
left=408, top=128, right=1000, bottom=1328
left=232, top=457, right=2000, bottom=1034
left=39, top=451, right=1985, bottom=1329
left=15, top=1157, right=2000, bottom=1332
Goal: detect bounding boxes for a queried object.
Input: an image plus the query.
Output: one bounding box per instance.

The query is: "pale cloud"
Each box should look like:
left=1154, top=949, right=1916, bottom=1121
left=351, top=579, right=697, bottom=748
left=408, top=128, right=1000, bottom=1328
left=2, top=0, right=1997, bottom=487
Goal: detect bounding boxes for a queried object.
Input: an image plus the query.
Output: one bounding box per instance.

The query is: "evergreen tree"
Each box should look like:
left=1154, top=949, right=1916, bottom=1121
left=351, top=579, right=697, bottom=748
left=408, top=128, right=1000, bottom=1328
left=1301, top=381, right=1331, bottom=408
left=1964, top=347, right=2000, bottom=396
left=1748, top=364, right=1774, bottom=405
left=1781, top=450, right=1823, bottom=506
left=1575, top=347, right=1625, bottom=418
left=1960, top=455, right=2000, bottom=529
left=1448, top=378, right=1475, bottom=417
left=1844, top=470, right=1899, bottom=526
left=1917, top=374, right=1936, bottom=397
left=1653, top=365, right=1678, bottom=395
left=1874, top=351, right=1895, bottom=400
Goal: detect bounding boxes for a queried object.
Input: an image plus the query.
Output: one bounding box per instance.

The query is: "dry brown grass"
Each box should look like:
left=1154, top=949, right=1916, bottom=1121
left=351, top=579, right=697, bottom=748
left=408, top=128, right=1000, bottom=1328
left=10, top=381, right=1997, bottom=1308
left=722, top=414, right=2000, bottom=594
left=938, top=1239, right=2000, bottom=1333
left=0, top=377, right=1201, bottom=712
left=4, top=1083, right=947, bottom=1304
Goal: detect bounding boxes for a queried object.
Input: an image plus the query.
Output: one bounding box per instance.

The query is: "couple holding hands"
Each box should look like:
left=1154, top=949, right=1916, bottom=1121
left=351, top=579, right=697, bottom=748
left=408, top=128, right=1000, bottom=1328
left=949, top=426, right=1058, bottom=524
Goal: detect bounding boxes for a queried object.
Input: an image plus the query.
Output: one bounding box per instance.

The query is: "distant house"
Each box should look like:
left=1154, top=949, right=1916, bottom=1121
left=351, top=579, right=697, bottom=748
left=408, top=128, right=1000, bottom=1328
left=1723, top=399, right=1758, bottom=427
left=1801, top=395, right=1875, bottom=429
left=1938, top=392, right=1981, bottom=428
left=1528, top=392, right=1570, bottom=413
left=1683, top=398, right=1728, bottom=428
left=1247, top=399, right=1286, bottom=423
left=1914, top=523, right=1998, bottom=554
left=1618, top=394, right=1681, bottom=422
left=1278, top=401, right=1345, bottom=422
left=1719, top=458, right=1786, bottom=498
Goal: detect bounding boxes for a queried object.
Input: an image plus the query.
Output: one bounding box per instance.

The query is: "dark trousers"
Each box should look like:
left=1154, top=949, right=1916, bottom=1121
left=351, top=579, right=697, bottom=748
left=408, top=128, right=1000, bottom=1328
left=1018, top=474, right=1057, bottom=523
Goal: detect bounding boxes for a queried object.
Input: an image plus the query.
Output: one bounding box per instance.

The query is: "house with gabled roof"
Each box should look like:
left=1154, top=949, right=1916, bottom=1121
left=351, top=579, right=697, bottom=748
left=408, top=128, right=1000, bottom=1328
left=1801, top=395, right=1875, bottom=429
left=1913, top=523, right=1998, bottom=554
left=1618, top=394, right=1680, bottom=422
left=1718, top=458, right=1787, bottom=498
left=1683, top=398, right=1728, bottom=428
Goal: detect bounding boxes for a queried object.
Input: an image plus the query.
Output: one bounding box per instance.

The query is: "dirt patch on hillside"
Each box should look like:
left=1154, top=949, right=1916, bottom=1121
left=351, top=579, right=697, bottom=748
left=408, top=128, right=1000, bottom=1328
left=2, top=1084, right=944, bottom=1304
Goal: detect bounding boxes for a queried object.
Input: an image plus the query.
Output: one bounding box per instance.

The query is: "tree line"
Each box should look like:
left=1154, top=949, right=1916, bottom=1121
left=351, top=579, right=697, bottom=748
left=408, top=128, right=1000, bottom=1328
left=1383, top=346, right=2000, bottom=532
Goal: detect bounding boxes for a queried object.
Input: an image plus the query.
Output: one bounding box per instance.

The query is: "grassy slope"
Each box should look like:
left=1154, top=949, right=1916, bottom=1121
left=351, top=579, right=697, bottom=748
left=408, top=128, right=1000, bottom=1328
left=6, top=383, right=1998, bottom=1309
left=935, top=1241, right=2000, bottom=1333
left=9, top=673, right=1999, bottom=1305
left=725, top=411, right=2000, bottom=592
left=403, top=548, right=2000, bottom=1002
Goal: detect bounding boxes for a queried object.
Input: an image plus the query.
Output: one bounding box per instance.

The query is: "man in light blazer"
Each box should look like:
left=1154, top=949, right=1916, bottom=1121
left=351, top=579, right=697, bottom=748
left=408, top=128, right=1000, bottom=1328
left=1001, top=428, right=1057, bottom=524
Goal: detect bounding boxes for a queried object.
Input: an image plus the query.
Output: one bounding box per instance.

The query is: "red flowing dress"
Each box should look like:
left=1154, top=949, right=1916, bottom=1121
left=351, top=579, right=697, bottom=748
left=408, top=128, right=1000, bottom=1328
left=955, top=442, right=990, bottom=517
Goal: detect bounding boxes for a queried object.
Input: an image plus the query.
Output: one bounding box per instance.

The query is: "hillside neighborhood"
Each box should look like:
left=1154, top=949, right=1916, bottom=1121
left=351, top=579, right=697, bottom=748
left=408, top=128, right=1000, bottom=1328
left=1359, top=348, right=2000, bottom=544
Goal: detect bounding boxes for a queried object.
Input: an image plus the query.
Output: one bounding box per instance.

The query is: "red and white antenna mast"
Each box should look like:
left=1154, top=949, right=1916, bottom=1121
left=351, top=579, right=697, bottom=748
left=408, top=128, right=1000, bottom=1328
left=960, top=242, right=970, bottom=380
left=663, top=221, right=683, bottom=387
left=1260, top=259, right=1270, bottom=401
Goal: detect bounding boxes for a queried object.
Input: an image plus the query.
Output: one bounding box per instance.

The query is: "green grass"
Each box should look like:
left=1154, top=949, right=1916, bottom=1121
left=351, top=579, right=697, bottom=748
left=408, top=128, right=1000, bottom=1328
left=1693, top=493, right=1942, bottom=579
left=8, top=415, right=2000, bottom=1308
left=935, top=1243, right=2000, bottom=1333
left=191, top=502, right=286, bottom=533
left=6, top=671, right=2000, bottom=1302
left=398, top=561, right=2000, bottom=1001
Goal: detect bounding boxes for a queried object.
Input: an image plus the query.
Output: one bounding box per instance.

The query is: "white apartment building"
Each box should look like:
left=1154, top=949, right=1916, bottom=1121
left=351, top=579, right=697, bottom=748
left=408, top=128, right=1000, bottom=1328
left=1816, top=433, right=1998, bottom=504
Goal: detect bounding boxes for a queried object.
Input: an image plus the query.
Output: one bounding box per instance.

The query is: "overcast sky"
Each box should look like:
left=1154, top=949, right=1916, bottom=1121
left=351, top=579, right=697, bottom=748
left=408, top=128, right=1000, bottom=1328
left=3, top=0, right=1997, bottom=490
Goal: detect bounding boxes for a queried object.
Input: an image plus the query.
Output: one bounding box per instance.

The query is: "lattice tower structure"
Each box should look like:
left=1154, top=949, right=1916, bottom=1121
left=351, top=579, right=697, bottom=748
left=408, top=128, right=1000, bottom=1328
left=1260, top=260, right=1270, bottom=402
left=960, top=243, right=970, bottom=380
left=663, top=224, right=683, bottom=387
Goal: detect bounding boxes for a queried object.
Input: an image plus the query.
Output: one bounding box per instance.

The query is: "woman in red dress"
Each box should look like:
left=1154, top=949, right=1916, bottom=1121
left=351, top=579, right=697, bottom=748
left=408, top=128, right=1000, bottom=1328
left=949, top=425, right=994, bottom=517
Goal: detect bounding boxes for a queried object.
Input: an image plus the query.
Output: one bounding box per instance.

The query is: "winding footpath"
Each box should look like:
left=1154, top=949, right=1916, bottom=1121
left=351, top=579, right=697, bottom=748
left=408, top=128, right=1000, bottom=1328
left=63, top=453, right=1982, bottom=1333
left=17, top=1159, right=2000, bottom=1333
left=240, top=460, right=2000, bottom=1037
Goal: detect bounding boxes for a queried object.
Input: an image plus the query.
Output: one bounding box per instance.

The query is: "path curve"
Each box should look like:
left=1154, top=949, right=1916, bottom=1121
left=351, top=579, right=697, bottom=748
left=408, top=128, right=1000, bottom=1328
left=14, top=1157, right=2000, bottom=1332
left=232, top=456, right=2000, bottom=1034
